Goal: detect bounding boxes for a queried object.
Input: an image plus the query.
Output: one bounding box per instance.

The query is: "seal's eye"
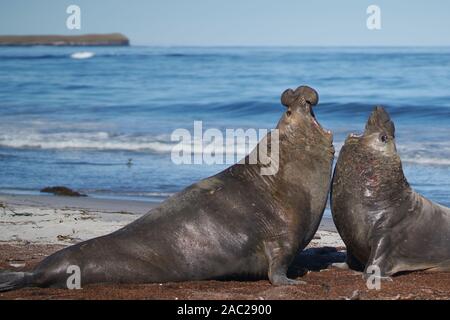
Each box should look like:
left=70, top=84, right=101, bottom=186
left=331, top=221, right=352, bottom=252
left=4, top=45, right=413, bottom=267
left=286, top=110, right=292, bottom=117
left=381, top=135, right=388, bottom=143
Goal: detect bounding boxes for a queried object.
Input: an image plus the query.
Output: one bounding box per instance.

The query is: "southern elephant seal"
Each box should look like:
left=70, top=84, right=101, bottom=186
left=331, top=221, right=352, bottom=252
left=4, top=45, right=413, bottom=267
left=331, top=106, right=450, bottom=277
left=0, top=86, right=334, bottom=291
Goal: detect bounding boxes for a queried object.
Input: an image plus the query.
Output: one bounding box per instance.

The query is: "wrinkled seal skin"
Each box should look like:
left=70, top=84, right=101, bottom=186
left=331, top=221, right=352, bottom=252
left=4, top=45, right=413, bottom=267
left=0, top=86, right=334, bottom=291
left=331, top=106, right=450, bottom=277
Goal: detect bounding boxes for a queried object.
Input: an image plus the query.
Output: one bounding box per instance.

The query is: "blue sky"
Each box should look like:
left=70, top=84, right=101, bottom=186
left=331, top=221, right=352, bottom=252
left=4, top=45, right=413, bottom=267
left=0, top=0, right=449, bottom=46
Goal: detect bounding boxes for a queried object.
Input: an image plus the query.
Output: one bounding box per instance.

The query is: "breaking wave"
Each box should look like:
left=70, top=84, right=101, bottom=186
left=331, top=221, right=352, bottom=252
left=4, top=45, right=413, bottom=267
left=70, top=51, right=95, bottom=59
left=0, top=129, right=449, bottom=167
left=0, top=130, right=261, bottom=156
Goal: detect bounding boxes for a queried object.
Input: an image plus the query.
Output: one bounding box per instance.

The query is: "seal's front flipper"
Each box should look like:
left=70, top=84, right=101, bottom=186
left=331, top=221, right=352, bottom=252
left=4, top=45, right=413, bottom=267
left=265, top=240, right=305, bottom=286
left=363, top=273, right=393, bottom=282
left=364, top=235, right=396, bottom=278
left=345, top=249, right=365, bottom=271
left=0, top=271, right=33, bottom=292
left=270, top=273, right=306, bottom=285
left=331, top=248, right=364, bottom=271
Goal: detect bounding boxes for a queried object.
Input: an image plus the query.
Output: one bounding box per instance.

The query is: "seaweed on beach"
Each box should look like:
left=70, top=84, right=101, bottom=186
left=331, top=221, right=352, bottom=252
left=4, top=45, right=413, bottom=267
left=40, top=186, right=87, bottom=197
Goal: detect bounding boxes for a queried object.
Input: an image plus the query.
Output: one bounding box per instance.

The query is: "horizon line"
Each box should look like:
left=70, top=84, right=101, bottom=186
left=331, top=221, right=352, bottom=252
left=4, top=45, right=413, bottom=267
left=129, top=44, right=450, bottom=48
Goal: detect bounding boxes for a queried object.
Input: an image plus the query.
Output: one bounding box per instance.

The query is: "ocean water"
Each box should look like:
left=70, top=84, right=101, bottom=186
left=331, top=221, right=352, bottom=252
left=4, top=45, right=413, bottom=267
left=0, top=46, right=449, bottom=211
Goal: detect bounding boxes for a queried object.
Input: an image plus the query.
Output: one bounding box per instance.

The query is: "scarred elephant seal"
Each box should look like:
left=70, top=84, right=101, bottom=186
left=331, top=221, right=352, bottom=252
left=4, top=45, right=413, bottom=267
left=331, top=106, right=450, bottom=277
left=0, top=85, right=334, bottom=291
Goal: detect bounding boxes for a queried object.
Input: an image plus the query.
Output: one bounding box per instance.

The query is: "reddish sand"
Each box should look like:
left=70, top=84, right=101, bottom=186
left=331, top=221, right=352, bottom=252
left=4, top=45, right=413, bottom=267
left=0, top=242, right=449, bottom=300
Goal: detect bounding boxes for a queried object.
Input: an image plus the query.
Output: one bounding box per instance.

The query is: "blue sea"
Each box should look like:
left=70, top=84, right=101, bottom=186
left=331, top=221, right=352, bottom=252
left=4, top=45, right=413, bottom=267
left=0, top=46, right=449, bottom=211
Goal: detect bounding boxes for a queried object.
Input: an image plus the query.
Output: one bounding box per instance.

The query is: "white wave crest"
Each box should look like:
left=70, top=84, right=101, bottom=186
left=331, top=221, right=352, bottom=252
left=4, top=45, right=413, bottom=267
left=401, top=156, right=450, bottom=166
left=70, top=52, right=95, bottom=59
left=3, top=130, right=448, bottom=166
left=397, top=143, right=450, bottom=166
left=0, top=132, right=171, bottom=152
left=0, top=131, right=259, bottom=156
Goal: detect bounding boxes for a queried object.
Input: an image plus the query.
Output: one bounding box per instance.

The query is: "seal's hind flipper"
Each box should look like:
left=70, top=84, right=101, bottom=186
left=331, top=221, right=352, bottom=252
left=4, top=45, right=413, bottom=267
left=0, top=271, right=32, bottom=292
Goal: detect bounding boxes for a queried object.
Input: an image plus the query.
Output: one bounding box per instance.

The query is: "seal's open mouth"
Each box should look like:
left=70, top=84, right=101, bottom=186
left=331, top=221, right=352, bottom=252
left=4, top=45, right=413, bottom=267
left=349, top=133, right=363, bottom=138
left=309, top=105, right=333, bottom=138
left=346, top=107, right=394, bottom=140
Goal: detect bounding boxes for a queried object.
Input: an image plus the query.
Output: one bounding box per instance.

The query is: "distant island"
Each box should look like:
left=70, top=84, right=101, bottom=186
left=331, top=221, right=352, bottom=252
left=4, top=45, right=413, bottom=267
left=0, top=33, right=129, bottom=46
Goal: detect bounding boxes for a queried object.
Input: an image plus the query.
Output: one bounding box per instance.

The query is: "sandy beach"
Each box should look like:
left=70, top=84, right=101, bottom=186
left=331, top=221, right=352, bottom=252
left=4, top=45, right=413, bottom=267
left=0, top=193, right=342, bottom=246
left=0, top=193, right=151, bottom=245
left=0, top=192, right=449, bottom=300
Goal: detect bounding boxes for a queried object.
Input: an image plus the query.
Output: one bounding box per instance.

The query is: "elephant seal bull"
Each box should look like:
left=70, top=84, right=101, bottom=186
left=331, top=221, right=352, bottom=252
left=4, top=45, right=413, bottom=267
left=0, top=85, right=334, bottom=291
left=331, top=106, right=450, bottom=277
